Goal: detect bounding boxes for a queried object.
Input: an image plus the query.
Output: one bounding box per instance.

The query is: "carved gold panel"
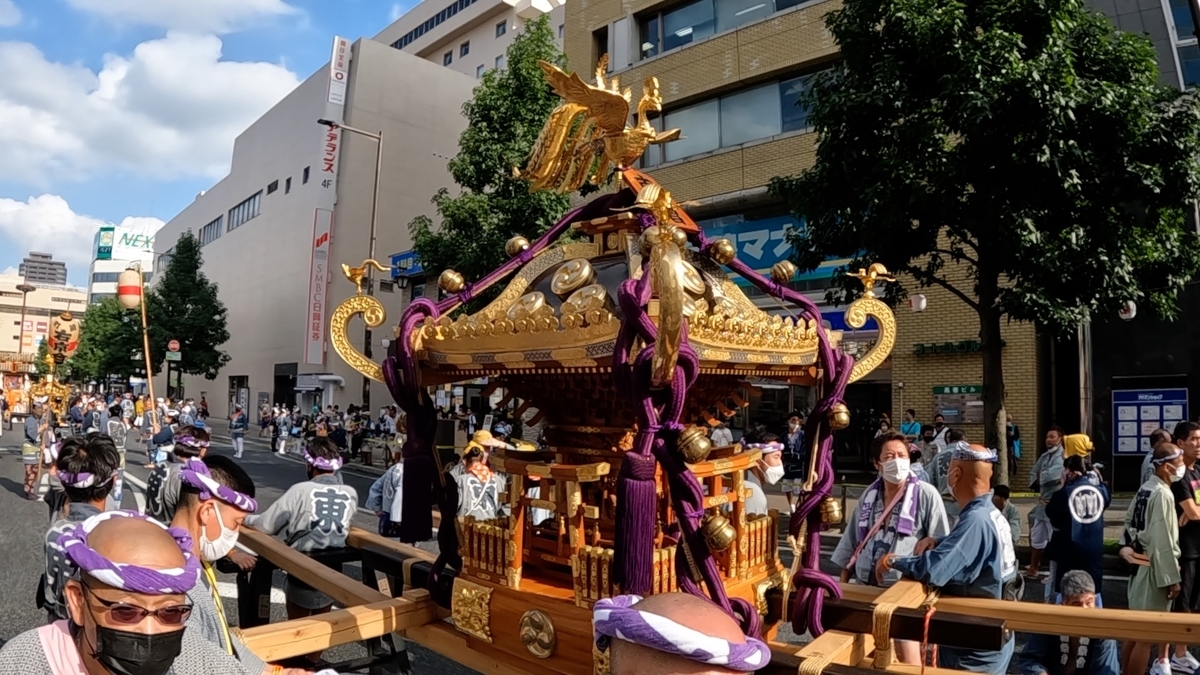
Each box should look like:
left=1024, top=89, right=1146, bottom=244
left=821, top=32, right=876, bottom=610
left=451, top=578, right=493, bottom=643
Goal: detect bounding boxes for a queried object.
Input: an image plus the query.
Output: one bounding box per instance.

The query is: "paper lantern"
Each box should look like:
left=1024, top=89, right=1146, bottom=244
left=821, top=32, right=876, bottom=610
left=1119, top=300, right=1137, bottom=321
left=117, top=269, right=143, bottom=309
left=910, top=294, right=928, bottom=312
left=48, top=312, right=81, bottom=361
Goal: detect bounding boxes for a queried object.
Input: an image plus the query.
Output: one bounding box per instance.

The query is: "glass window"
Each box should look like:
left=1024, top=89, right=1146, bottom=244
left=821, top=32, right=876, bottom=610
left=559, top=23, right=565, bottom=38
left=285, top=177, right=292, bottom=194
left=774, top=0, right=809, bottom=10
left=495, top=55, right=506, bottom=69
left=303, top=166, right=310, bottom=184
left=476, top=64, right=485, bottom=78
left=663, top=99, right=719, bottom=162
left=496, top=20, right=507, bottom=37
left=640, top=14, right=661, bottom=59
left=780, top=74, right=815, bottom=131
left=460, top=41, right=470, bottom=57
left=443, top=51, right=453, bottom=65
left=720, top=83, right=781, bottom=146
left=1180, top=44, right=1200, bottom=88
left=1172, top=0, right=1196, bottom=39
left=662, top=0, right=715, bottom=52
left=715, top=0, right=773, bottom=32
left=267, top=180, right=278, bottom=194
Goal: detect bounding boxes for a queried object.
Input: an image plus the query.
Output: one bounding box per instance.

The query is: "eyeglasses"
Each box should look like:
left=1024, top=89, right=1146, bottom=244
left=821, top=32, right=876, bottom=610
left=83, top=585, right=193, bottom=626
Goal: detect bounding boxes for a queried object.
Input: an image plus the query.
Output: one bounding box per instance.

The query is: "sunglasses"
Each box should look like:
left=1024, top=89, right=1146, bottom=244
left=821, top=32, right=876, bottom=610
left=83, top=585, right=193, bottom=626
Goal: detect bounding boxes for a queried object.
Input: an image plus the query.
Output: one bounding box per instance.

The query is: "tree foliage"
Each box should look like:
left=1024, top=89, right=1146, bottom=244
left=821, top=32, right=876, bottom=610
left=769, top=0, right=1200, bottom=479
left=147, top=231, right=231, bottom=379
left=410, top=16, right=571, bottom=300
left=70, top=297, right=145, bottom=383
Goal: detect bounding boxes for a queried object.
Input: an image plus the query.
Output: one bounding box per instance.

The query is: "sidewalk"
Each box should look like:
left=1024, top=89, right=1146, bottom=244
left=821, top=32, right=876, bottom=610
left=203, top=417, right=394, bottom=477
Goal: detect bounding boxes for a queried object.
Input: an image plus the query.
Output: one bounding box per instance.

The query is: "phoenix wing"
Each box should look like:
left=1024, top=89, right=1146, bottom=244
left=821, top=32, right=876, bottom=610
left=538, top=60, right=630, bottom=135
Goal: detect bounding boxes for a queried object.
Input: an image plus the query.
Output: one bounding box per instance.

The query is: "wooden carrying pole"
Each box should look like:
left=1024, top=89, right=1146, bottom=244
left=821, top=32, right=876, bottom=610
left=136, top=263, right=157, bottom=421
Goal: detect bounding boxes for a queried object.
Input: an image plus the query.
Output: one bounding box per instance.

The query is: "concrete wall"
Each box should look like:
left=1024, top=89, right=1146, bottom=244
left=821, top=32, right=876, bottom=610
left=154, top=40, right=476, bottom=418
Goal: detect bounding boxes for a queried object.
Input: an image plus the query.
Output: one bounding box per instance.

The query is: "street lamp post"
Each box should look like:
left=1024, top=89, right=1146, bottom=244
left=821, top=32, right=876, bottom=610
left=16, top=281, right=35, bottom=354
left=318, top=118, right=384, bottom=411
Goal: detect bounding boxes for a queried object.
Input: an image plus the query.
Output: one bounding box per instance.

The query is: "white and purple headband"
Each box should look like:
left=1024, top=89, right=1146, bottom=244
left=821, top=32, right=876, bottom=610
left=1153, top=448, right=1184, bottom=466
left=175, top=435, right=210, bottom=449
left=743, top=441, right=783, bottom=455
left=179, top=459, right=258, bottom=513
left=57, top=471, right=115, bottom=490
left=306, top=451, right=343, bottom=472
left=593, top=595, right=771, bottom=672
left=55, top=511, right=200, bottom=594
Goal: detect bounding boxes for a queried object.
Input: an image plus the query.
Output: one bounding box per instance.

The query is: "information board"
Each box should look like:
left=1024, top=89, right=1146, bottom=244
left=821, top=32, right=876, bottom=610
left=932, top=385, right=984, bottom=424
left=1112, top=388, right=1189, bottom=455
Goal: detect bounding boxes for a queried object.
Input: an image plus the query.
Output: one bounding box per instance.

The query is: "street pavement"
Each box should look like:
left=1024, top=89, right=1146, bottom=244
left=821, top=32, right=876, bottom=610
left=0, top=423, right=1137, bottom=673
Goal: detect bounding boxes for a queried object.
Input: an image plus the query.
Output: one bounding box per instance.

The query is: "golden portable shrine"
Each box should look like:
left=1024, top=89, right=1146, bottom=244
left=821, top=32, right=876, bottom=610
left=231, top=57, right=1197, bottom=675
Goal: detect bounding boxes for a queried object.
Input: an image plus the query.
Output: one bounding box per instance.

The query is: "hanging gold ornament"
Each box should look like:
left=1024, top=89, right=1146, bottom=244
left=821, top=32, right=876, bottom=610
left=820, top=496, right=843, bottom=525
left=506, top=235, right=531, bottom=258
left=771, top=260, right=797, bottom=285
left=829, top=402, right=851, bottom=431
left=677, top=425, right=713, bottom=464
left=701, top=514, right=737, bottom=552
left=439, top=269, right=466, bottom=294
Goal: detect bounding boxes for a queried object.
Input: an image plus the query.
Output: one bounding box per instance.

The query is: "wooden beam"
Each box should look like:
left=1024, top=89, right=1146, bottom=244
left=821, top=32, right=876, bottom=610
left=403, top=619, right=543, bottom=675
left=838, top=583, right=1200, bottom=644
left=815, top=598, right=1006, bottom=651
left=237, top=593, right=437, bottom=662
left=239, top=528, right=388, bottom=606
left=870, top=580, right=928, bottom=668
left=787, top=629, right=875, bottom=667
left=346, top=526, right=438, bottom=565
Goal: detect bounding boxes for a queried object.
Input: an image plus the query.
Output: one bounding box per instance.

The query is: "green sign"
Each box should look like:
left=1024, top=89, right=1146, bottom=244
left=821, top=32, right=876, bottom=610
left=96, top=227, right=115, bottom=260
left=933, top=385, right=982, bottom=395
left=165, top=351, right=182, bottom=362
left=914, top=340, right=981, bottom=355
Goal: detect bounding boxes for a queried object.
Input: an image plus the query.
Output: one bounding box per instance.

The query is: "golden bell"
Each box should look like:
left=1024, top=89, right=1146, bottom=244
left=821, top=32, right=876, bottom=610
left=771, top=260, right=798, bottom=285
left=506, top=235, right=531, bottom=258
left=829, top=402, right=851, bottom=431
left=677, top=425, right=713, bottom=464
left=670, top=226, right=688, bottom=248
left=820, top=496, right=843, bottom=525
left=708, top=238, right=736, bottom=265
left=701, top=514, right=737, bottom=552
left=439, top=269, right=466, bottom=294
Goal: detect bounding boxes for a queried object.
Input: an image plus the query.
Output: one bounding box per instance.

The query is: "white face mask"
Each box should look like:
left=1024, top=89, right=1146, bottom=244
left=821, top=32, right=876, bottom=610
left=1173, top=464, right=1187, bottom=483
left=198, top=504, right=241, bottom=562
left=764, top=464, right=785, bottom=485
left=882, top=458, right=911, bottom=484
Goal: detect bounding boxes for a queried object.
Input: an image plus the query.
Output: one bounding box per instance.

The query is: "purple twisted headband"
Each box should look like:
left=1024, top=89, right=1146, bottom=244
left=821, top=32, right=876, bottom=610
left=594, top=595, right=771, bottom=672
left=175, top=435, right=210, bottom=449
left=179, top=459, right=258, bottom=513
left=306, top=451, right=343, bottom=472
left=743, top=442, right=783, bottom=454
left=57, top=471, right=114, bottom=489
left=55, top=510, right=200, bottom=594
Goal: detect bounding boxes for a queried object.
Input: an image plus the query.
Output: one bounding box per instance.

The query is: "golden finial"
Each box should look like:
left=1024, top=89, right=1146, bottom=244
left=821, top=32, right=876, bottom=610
left=341, top=259, right=391, bottom=295
left=847, top=263, right=895, bottom=298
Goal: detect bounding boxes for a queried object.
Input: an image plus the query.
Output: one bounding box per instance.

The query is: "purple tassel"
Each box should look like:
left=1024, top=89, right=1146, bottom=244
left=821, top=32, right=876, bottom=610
left=614, top=450, right=658, bottom=594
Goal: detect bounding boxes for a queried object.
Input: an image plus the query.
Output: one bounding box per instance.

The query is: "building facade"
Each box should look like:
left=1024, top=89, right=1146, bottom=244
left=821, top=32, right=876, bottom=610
left=376, top=0, right=565, bottom=79
left=19, top=252, right=67, bottom=286
left=152, top=36, right=478, bottom=419
left=88, top=223, right=160, bottom=305
left=0, top=273, right=87, bottom=413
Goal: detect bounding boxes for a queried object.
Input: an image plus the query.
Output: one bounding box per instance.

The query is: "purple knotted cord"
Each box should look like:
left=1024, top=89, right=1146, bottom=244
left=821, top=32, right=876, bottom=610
left=179, top=458, right=259, bottom=513
left=55, top=510, right=200, bottom=594
left=594, top=595, right=771, bottom=672
left=693, top=230, right=853, bottom=637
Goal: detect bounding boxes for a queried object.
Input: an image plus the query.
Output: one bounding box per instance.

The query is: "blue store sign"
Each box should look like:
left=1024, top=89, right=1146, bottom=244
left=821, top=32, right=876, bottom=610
left=391, top=250, right=424, bottom=278
left=1112, top=388, right=1189, bottom=455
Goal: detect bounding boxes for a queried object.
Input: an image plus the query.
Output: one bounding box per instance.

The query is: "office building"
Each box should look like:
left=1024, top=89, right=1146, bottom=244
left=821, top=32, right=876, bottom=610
left=564, top=0, right=1044, bottom=473
left=89, top=222, right=160, bottom=305
left=0, top=272, right=87, bottom=412
left=376, top=0, right=565, bottom=79
left=19, top=252, right=67, bottom=286
left=152, top=32, right=478, bottom=419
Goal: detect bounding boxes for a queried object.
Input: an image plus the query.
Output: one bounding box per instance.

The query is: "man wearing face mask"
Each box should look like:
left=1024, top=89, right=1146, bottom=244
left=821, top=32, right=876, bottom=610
left=0, top=510, right=248, bottom=675
left=741, top=434, right=785, bottom=517
left=1122, top=442, right=1185, bottom=675
left=1025, top=426, right=1066, bottom=580
left=875, top=444, right=1014, bottom=675
left=781, top=413, right=807, bottom=513
left=169, top=456, right=282, bottom=675
left=831, top=431, right=948, bottom=665
left=928, top=429, right=968, bottom=525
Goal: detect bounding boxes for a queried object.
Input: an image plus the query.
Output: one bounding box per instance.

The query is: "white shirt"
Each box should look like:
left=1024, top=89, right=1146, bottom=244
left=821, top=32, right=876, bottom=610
left=711, top=427, right=734, bottom=447
left=744, top=473, right=769, bottom=516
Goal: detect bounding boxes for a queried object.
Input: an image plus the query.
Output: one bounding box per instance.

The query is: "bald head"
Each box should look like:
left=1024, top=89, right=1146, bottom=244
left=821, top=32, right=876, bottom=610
left=611, top=593, right=744, bottom=675
left=88, top=513, right=187, bottom=571
left=948, top=445, right=994, bottom=507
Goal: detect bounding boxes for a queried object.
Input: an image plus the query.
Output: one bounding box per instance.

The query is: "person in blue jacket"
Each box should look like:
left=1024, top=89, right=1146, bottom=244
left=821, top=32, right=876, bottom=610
left=1018, top=569, right=1119, bottom=675
left=876, top=443, right=1014, bottom=675
left=1045, top=451, right=1110, bottom=605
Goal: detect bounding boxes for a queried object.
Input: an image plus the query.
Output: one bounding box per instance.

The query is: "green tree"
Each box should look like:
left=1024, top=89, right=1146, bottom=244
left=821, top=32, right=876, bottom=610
left=148, top=231, right=231, bottom=379
left=769, top=0, right=1200, bottom=482
left=71, top=297, right=145, bottom=383
left=410, top=16, right=570, bottom=301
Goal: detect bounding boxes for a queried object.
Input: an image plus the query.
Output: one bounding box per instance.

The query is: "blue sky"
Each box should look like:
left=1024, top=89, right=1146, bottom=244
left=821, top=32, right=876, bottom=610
left=0, top=0, right=418, bottom=285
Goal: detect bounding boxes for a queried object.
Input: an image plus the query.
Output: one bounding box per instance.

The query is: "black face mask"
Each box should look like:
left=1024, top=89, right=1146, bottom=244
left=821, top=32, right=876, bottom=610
left=88, top=624, right=184, bottom=675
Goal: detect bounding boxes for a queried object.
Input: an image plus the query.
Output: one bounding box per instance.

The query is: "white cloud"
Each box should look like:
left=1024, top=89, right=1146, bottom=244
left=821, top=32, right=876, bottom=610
left=0, top=33, right=300, bottom=185
left=0, top=194, right=163, bottom=272
left=65, top=0, right=297, bottom=34
left=390, top=3, right=406, bottom=21
left=0, top=0, right=21, bottom=27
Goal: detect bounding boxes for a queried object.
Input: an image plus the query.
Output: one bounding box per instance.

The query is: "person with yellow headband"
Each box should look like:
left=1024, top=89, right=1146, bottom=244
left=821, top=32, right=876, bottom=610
left=450, top=430, right=510, bottom=479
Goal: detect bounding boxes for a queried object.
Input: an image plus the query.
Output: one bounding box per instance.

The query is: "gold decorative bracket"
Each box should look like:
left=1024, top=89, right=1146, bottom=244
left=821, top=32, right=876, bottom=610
left=451, top=578, right=494, bottom=643
left=330, top=294, right=386, bottom=383
left=844, top=263, right=896, bottom=383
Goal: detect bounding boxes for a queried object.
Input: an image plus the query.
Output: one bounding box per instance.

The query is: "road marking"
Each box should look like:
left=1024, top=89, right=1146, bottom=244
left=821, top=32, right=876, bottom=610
left=215, top=580, right=286, bottom=605
left=122, top=472, right=148, bottom=513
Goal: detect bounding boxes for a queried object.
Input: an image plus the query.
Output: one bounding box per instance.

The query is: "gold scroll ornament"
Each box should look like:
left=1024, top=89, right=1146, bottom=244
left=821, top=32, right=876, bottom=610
left=330, top=259, right=389, bottom=383
left=844, top=263, right=897, bottom=383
